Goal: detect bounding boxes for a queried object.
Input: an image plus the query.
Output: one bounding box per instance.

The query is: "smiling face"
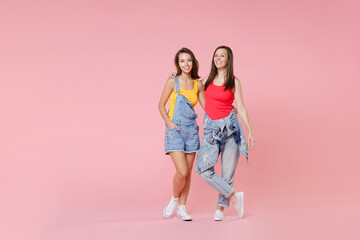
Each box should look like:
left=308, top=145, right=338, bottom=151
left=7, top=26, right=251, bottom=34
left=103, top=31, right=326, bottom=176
left=174, top=48, right=200, bottom=79
left=213, top=48, right=228, bottom=69
left=204, top=45, right=234, bottom=91
left=178, top=53, right=193, bottom=74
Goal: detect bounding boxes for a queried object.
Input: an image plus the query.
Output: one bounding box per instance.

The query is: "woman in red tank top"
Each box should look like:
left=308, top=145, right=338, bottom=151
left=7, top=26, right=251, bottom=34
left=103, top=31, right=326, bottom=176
left=196, top=46, right=255, bottom=220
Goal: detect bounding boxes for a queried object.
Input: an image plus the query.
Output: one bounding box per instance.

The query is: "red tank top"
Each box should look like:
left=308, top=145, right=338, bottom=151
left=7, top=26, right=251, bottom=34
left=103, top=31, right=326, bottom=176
left=205, top=82, right=234, bottom=120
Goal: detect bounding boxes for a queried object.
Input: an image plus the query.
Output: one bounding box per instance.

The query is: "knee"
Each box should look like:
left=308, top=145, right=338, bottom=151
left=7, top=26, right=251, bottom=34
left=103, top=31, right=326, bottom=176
left=221, top=169, right=235, bottom=184
left=222, top=176, right=231, bottom=183
left=176, top=170, right=188, bottom=179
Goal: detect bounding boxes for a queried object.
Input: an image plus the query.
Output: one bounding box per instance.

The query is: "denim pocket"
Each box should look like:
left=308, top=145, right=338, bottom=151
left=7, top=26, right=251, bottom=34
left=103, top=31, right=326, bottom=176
left=166, top=128, right=179, bottom=140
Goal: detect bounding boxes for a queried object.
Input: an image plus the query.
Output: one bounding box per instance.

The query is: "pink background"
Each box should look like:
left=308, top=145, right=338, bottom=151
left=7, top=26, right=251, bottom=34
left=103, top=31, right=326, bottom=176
left=1, top=0, right=359, bottom=239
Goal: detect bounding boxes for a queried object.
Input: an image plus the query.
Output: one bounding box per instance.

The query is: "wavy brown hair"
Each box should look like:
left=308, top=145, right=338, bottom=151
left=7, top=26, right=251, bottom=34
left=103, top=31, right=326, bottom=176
left=174, top=47, right=200, bottom=79
left=204, top=46, right=235, bottom=91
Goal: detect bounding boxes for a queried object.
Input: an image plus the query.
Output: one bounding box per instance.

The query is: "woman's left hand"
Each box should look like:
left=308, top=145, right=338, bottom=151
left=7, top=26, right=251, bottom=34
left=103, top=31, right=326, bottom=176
left=248, top=132, right=255, bottom=150
left=168, top=72, right=176, bottom=78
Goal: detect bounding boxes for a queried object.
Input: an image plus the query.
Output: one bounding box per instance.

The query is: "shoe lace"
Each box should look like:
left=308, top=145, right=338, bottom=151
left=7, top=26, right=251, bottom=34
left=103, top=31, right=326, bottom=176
left=178, top=205, right=187, bottom=215
left=167, top=198, right=177, bottom=211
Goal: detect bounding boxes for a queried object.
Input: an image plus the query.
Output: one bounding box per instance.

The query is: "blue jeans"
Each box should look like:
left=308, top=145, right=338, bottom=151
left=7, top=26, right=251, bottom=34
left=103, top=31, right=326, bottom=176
left=199, top=133, right=240, bottom=207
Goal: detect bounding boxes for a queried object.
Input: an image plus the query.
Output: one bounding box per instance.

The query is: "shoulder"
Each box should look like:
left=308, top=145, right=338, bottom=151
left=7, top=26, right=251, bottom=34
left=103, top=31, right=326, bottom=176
left=233, top=77, right=243, bottom=93
left=164, top=76, right=175, bottom=91
left=166, top=76, right=175, bottom=85
left=234, top=77, right=242, bottom=87
left=196, top=79, right=204, bottom=90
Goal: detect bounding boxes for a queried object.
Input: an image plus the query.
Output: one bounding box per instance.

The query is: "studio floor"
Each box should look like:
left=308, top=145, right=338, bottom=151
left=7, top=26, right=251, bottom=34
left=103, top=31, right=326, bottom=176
left=48, top=200, right=359, bottom=240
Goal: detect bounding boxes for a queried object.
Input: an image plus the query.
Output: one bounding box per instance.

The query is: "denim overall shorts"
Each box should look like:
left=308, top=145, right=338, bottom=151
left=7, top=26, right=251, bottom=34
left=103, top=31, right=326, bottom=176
left=165, top=76, right=200, bottom=154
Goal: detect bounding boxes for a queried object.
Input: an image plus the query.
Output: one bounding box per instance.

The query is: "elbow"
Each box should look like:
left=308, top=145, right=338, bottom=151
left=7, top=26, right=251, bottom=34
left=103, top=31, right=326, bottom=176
left=237, top=105, right=245, bottom=112
left=158, top=102, right=165, bottom=112
left=238, top=106, right=247, bottom=115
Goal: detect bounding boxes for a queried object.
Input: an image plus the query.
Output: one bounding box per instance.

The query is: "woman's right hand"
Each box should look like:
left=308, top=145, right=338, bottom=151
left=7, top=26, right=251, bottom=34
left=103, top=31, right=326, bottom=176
left=167, top=122, right=179, bottom=131
left=248, top=132, right=255, bottom=150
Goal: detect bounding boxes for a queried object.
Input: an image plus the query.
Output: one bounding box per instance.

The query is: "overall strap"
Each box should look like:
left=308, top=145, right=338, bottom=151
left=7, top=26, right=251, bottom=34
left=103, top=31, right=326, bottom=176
left=174, top=76, right=180, bottom=93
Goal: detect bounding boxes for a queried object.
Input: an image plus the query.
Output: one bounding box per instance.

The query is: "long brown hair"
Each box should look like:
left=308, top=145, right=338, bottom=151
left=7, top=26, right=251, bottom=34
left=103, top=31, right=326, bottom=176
left=174, top=47, right=200, bottom=79
left=204, top=46, right=234, bottom=91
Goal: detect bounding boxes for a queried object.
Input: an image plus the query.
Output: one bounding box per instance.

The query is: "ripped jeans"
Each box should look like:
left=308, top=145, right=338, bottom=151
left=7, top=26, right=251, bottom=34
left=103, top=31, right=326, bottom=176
left=196, top=110, right=246, bottom=207
left=199, top=130, right=240, bottom=207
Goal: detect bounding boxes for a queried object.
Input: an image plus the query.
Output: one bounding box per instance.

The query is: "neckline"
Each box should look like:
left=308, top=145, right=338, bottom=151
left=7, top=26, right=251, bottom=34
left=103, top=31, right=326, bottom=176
left=212, top=81, right=224, bottom=87
left=179, top=80, right=196, bottom=91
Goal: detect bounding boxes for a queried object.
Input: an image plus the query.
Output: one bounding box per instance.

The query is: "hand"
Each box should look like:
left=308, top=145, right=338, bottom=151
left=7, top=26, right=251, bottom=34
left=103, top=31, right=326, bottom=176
left=169, top=72, right=176, bottom=78
left=169, top=72, right=176, bottom=79
left=167, top=122, right=179, bottom=131
left=233, top=107, right=238, bottom=114
left=248, top=132, right=255, bottom=150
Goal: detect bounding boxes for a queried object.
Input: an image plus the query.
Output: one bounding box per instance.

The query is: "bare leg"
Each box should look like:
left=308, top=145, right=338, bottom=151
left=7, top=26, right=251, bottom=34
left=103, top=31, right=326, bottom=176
left=169, top=151, right=188, bottom=198
left=178, top=152, right=196, bottom=205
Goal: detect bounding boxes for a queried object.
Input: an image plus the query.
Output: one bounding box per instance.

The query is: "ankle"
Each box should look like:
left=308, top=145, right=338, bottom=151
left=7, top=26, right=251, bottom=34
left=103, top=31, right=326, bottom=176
left=230, top=193, right=237, bottom=204
left=216, top=206, right=224, bottom=211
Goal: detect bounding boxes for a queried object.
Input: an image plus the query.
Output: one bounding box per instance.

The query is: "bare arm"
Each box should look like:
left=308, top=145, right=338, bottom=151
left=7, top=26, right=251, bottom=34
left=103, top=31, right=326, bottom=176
left=234, top=78, right=255, bottom=149
left=197, top=80, right=205, bottom=110
left=158, top=77, right=179, bottom=130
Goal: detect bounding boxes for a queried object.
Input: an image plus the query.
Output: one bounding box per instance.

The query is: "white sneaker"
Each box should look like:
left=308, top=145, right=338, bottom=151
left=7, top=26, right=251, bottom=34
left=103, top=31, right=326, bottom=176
left=214, top=209, right=224, bottom=221
left=176, top=205, right=192, bottom=221
left=163, top=196, right=179, bottom=218
left=233, top=192, right=244, bottom=218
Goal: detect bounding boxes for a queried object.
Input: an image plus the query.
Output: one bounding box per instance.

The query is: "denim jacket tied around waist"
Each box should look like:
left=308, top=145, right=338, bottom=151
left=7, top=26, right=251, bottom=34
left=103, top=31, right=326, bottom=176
left=195, top=110, right=248, bottom=173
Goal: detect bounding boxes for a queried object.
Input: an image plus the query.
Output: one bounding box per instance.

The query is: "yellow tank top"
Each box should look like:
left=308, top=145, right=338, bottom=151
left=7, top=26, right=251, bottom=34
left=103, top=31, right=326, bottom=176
left=168, top=80, right=198, bottom=120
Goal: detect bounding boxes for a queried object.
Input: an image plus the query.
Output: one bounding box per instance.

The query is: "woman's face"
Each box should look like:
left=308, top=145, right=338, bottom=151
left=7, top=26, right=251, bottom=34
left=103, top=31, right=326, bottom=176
left=214, top=48, right=228, bottom=69
left=178, top=53, right=193, bottom=74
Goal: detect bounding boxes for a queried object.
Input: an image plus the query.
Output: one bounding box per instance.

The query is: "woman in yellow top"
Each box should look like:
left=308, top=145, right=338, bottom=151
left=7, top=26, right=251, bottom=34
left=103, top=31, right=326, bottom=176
left=158, top=48, right=205, bottom=221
